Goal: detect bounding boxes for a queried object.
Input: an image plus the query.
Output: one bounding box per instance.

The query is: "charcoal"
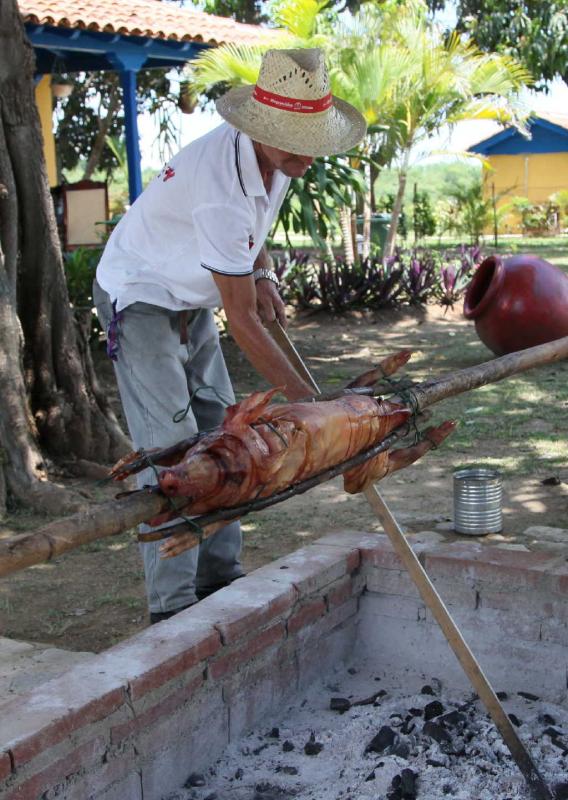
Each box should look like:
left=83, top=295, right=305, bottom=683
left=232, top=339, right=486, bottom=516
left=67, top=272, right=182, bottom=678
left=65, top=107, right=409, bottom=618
left=400, top=718, right=416, bottom=735
left=347, top=667, right=357, bottom=675
left=421, top=685, right=435, bottom=695
left=253, top=743, right=269, bottom=755
left=548, top=735, right=568, bottom=752
left=365, top=769, right=376, bottom=781
left=282, top=740, right=294, bottom=752
left=554, top=782, right=568, bottom=799
left=389, top=714, right=404, bottom=727
left=422, top=721, right=452, bottom=745
left=427, top=757, right=447, bottom=768
left=304, top=741, right=324, bottom=755
left=544, top=727, right=564, bottom=740
left=185, top=773, right=206, bottom=788
left=424, top=701, right=444, bottom=721
left=496, top=691, right=508, bottom=701
left=508, top=713, right=522, bottom=727
left=353, top=690, right=387, bottom=707
left=254, top=781, right=293, bottom=800
left=388, top=770, right=418, bottom=800
left=304, top=733, right=324, bottom=756
left=204, top=794, right=217, bottom=800
left=234, top=768, right=244, bottom=780
left=439, top=710, right=466, bottom=728
left=366, top=725, right=396, bottom=754
left=276, top=766, right=298, bottom=775
left=330, top=697, right=352, bottom=713
left=400, top=768, right=418, bottom=799
left=542, top=713, right=558, bottom=725
left=408, top=708, right=423, bottom=717
left=392, top=741, right=410, bottom=759
left=518, top=691, right=540, bottom=701
left=269, top=727, right=280, bottom=738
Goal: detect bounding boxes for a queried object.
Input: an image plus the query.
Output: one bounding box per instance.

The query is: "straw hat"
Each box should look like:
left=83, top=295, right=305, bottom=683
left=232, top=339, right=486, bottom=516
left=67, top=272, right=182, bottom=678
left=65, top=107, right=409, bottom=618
left=216, top=48, right=367, bottom=157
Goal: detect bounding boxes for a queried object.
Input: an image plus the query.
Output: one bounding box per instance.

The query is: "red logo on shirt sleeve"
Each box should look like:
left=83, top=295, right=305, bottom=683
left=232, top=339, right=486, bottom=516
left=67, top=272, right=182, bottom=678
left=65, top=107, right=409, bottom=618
left=163, top=166, right=175, bottom=182
left=248, top=234, right=255, bottom=250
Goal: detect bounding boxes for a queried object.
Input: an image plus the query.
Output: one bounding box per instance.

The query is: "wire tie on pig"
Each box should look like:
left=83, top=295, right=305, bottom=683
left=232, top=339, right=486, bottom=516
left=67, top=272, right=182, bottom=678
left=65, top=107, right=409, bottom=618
left=144, top=452, right=204, bottom=542
left=172, top=385, right=233, bottom=424
left=378, top=374, right=423, bottom=445
left=254, top=419, right=289, bottom=449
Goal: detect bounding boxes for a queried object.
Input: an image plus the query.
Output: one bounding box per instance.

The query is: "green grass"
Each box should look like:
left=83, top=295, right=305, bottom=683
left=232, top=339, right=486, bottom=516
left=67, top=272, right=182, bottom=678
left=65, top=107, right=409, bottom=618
left=423, top=234, right=568, bottom=272
left=403, top=325, right=567, bottom=477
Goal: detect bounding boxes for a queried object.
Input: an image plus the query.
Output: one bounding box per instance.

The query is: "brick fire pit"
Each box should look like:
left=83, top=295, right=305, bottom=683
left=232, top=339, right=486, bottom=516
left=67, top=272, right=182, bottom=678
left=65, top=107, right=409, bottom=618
left=0, top=531, right=567, bottom=799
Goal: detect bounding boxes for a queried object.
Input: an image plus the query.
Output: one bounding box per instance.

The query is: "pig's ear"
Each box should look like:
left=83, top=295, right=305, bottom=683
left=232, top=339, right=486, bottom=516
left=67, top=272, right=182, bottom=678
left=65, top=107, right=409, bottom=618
left=223, top=388, right=281, bottom=430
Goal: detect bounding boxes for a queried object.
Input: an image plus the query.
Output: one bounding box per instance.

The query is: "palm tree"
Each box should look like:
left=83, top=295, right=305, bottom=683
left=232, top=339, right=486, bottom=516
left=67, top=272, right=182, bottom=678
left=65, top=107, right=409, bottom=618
left=186, top=0, right=531, bottom=258
left=374, top=7, right=531, bottom=255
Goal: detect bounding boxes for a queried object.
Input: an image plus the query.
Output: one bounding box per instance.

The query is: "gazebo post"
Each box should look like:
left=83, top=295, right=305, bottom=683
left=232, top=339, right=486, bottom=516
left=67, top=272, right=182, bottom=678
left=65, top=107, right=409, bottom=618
left=109, top=52, right=148, bottom=205
left=119, top=68, right=143, bottom=203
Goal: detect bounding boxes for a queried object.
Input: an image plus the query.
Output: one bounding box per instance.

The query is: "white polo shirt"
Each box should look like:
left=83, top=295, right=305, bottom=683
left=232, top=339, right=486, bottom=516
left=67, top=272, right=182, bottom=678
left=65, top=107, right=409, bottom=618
left=96, top=123, right=290, bottom=311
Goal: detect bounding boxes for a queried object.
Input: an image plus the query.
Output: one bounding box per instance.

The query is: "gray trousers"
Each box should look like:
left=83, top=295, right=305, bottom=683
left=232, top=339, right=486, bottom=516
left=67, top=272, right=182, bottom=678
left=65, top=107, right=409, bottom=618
left=94, top=282, right=243, bottom=613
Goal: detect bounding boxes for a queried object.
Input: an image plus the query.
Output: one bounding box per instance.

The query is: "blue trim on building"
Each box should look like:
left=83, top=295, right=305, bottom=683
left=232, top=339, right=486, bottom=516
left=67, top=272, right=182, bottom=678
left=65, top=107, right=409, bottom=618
left=469, top=117, right=568, bottom=155
left=27, top=24, right=207, bottom=73
left=27, top=23, right=210, bottom=204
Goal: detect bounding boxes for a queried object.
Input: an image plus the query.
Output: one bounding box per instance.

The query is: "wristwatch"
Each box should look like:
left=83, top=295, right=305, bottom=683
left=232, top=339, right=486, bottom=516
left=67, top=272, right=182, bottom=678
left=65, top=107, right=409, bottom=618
left=253, top=268, right=280, bottom=288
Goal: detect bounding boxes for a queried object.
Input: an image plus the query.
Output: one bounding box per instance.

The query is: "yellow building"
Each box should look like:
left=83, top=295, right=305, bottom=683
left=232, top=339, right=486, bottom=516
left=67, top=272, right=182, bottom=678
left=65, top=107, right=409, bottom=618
left=469, top=114, right=568, bottom=233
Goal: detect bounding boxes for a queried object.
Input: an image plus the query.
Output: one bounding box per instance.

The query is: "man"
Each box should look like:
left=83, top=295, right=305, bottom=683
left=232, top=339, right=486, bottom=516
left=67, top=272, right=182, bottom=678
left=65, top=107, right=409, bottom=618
left=94, top=47, right=366, bottom=623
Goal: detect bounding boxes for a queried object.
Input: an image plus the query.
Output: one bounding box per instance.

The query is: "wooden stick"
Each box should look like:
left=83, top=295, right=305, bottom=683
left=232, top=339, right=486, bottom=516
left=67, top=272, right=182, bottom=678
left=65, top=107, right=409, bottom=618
left=0, top=337, right=566, bottom=579
left=0, top=492, right=188, bottom=578
left=403, top=335, right=568, bottom=412
left=270, top=324, right=554, bottom=800
left=364, top=485, right=553, bottom=800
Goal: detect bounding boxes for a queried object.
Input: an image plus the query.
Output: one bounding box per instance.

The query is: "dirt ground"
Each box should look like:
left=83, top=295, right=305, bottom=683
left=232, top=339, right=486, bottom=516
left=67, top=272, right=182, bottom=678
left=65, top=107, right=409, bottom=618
left=0, top=305, right=566, bottom=653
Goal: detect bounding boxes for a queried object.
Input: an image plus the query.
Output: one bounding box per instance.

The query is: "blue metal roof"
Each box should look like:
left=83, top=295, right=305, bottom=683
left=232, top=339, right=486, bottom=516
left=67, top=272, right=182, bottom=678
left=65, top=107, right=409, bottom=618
left=469, top=116, right=568, bottom=155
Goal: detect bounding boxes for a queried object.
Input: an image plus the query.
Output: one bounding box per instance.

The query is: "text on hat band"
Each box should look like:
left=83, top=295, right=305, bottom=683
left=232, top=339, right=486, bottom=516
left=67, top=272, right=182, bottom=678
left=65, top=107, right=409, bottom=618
left=252, top=85, right=333, bottom=114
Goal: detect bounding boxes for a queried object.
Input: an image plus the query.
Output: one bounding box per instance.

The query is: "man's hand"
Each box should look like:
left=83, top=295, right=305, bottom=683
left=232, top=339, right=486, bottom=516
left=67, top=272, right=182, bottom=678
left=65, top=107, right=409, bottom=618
left=211, top=271, right=313, bottom=400
left=256, top=278, right=287, bottom=328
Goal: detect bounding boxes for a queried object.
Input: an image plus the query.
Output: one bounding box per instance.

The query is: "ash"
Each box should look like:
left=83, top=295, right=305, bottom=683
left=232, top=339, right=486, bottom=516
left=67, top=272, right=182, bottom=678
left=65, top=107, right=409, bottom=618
left=168, top=661, right=568, bottom=800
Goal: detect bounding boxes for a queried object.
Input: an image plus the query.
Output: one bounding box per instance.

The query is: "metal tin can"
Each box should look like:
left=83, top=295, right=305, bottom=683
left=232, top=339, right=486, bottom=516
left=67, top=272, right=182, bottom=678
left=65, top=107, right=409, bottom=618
left=453, top=467, right=503, bottom=535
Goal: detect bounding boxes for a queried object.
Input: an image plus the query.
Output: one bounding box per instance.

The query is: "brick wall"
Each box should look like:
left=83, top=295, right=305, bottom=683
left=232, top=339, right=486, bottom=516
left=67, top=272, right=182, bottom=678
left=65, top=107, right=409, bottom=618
left=357, top=533, right=568, bottom=702
left=1, top=531, right=566, bottom=799
left=0, top=537, right=363, bottom=800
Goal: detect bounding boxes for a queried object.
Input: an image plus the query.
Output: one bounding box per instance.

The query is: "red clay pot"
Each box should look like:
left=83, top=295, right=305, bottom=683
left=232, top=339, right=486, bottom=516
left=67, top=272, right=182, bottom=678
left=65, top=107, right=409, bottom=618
left=463, top=254, right=568, bottom=356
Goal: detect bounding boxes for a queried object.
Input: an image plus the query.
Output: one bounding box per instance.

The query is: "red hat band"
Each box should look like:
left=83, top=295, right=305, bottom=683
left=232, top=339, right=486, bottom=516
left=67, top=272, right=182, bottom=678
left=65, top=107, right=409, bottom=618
left=253, top=85, right=332, bottom=114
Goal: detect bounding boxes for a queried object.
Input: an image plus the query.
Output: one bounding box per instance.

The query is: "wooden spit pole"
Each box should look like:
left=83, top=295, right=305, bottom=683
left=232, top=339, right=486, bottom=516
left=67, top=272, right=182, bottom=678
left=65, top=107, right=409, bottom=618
left=0, top=335, right=566, bottom=584
left=268, top=321, right=557, bottom=800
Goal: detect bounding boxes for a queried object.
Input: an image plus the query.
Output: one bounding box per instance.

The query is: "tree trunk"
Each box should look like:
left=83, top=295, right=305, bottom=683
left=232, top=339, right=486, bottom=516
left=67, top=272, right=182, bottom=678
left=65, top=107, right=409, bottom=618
left=370, top=159, right=378, bottom=213
left=384, top=148, right=410, bottom=258
left=0, top=0, right=129, bottom=514
left=340, top=205, right=355, bottom=266
left=362, top=160, right=372, bottom=260
left=83, top=82, right=120, bottom=180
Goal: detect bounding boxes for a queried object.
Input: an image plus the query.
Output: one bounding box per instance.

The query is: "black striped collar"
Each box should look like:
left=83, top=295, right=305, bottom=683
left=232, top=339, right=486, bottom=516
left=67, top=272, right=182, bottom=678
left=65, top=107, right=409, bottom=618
left=234, top=131, right=267, bottom=199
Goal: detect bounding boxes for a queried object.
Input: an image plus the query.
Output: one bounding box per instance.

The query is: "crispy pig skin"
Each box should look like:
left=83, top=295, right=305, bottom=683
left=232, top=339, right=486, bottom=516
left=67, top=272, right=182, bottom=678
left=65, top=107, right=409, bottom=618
left=153, top=389, right=410, bottom=523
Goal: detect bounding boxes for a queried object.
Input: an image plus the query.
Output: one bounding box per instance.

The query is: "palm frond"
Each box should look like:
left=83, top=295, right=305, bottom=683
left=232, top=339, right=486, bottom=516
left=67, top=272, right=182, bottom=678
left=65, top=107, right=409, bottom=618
left=188, top=44, right=267, bottom=93
left=271, top=0, right=328, bottom=39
